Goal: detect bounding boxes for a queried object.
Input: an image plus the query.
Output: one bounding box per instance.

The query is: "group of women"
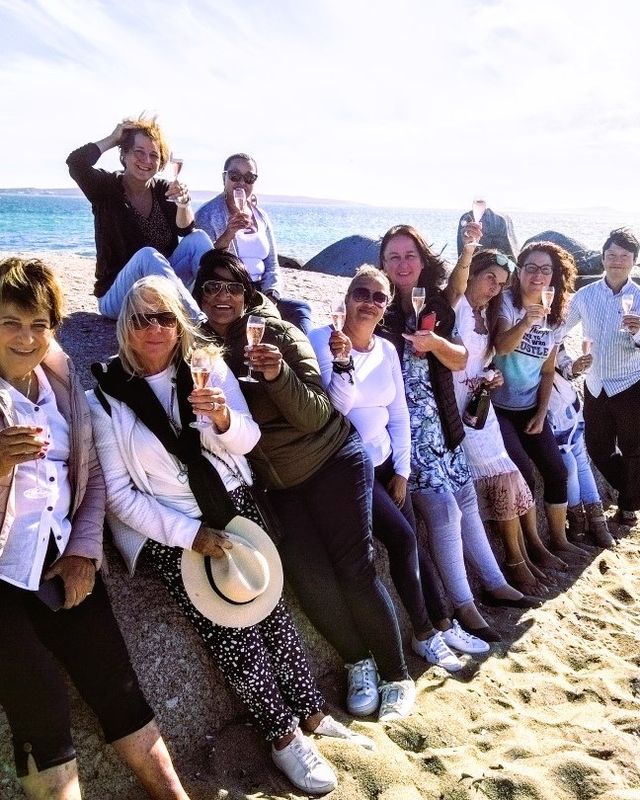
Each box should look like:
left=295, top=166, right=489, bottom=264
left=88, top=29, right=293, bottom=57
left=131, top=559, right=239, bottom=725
left=0, top=114, right=614, bottom=799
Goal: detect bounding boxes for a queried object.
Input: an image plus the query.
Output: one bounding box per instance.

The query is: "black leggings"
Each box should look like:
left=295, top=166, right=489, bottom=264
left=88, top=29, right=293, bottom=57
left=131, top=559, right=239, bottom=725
left=0, top=573, right=153, bottom=777
left=494, top=406, right=568, bottom=504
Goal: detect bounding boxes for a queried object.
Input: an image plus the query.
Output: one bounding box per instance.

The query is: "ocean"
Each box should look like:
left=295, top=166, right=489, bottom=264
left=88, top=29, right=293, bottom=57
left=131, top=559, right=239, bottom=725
left=0, top=193, right=637, bottom=264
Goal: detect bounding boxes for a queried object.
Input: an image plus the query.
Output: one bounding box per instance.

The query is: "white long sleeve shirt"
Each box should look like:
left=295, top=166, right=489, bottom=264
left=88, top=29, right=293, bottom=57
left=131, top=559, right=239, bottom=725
left=308, top=325, right=410, bottom=477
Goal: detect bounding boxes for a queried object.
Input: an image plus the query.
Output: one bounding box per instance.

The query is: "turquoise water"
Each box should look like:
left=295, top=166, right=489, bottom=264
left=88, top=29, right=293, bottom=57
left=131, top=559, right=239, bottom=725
left=0, top=193, right=637, bottom=263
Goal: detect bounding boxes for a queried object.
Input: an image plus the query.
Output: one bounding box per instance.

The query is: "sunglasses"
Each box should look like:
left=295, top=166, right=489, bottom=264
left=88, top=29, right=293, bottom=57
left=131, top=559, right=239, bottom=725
left=494, top=253, right=517, bottom=273
left=130, top=312, right=178, bottom=330
left=522, top=263, right=553, bottom=275
left=349, top=287, right=390, bottom=307
left=224, top=170, right=258, bottom=185
left=202, top=280, right=245, bottom=298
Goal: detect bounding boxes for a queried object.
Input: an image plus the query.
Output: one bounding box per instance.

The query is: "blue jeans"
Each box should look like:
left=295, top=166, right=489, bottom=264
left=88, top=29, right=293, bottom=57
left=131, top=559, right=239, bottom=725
left=373, top=457, right=449, bottom=633
left=98, top=229, right=213, bottom=322
left=412, top=480, right=507, bottom=609
left=271, top=432, right=408, bottom=682
left=561, top=430, right=600, bottom=507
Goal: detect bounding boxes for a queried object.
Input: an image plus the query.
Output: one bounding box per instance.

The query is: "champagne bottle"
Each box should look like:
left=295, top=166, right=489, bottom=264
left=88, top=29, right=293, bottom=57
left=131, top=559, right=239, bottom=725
left=462, top=383, right=490, bottom=430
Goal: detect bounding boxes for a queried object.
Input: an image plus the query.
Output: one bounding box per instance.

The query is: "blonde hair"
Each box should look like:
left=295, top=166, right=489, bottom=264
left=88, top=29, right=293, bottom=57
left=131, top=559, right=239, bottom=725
left=347, top=264, right=393, bottom=299
left=117, top=276, right=220, bottom=376
left=0, top=256, right=65, bottom=328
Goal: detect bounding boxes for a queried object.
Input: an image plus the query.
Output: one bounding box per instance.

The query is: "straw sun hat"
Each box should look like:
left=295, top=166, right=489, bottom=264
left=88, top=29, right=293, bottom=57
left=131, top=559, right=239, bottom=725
left=181, top=515, right=283, bottom=628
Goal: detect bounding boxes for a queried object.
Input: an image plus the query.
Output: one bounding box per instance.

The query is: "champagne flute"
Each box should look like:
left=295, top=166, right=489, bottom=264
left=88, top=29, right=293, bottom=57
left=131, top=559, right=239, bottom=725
left=24, top=407, right=49, bottom=499
left=411, top=287, right=426, bottom=330
left=582, top=337, right=593, bottom=373
left=329, top=297, right=347, bottom=363
left=539, top=286, right=555, bottom=332
left=620, top=293, right=634, bottom=332
left=188, top=348, right=213, bottom=429
left=472, top=196, right=486, bottom=223
left=232, top=187, right=254, bottom=233
left=166, top=152, right=184, bottom=203
left=240, top=315, right=265, bottom=383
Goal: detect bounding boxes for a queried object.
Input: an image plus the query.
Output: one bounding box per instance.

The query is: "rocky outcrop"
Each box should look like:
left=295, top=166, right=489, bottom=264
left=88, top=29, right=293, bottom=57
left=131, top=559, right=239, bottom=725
left=304, top=235, right=380, bottom=277
left=522, top=231, right=602, bottom=275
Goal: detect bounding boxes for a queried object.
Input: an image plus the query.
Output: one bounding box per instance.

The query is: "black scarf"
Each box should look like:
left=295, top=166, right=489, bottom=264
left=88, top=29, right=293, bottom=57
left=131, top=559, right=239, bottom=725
left=91, top=357, right=237, bottom=530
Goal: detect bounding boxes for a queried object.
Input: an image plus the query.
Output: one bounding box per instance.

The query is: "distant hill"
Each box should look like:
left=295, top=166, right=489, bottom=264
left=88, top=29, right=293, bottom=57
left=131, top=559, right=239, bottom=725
left=0, top=187, right=359, bottom=206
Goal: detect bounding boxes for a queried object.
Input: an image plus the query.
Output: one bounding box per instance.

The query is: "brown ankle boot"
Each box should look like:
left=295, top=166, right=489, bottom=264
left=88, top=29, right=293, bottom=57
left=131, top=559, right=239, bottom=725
left=584, top=502, right=614, bottom=548
left=566, top=504, right=587, bottom=543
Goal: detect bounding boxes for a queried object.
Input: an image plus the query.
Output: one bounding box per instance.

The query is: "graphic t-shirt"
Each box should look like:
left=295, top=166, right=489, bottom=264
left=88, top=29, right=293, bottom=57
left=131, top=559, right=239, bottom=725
left=491, top=289, right=562, bottom=411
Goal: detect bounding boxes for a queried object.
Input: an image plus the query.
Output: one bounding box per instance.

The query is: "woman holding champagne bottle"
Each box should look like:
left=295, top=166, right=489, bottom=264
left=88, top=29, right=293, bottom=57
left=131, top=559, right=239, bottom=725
left=193, top=249, right=416, bottom=723
left=491, top=241, right=584, bottom=563
left=378, top=225, right=529, bottom=645
left=67, top=115, right=213, bottom=323
left=195, top=153, right=312, bottom=334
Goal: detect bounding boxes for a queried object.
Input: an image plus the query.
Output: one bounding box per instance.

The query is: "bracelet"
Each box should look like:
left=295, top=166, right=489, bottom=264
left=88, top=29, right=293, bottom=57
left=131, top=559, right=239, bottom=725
left=506, top=559, right=526, bottom=567
left=175, top=194, right=191, bottom=207
left=332, top=356, right=354, bottom=373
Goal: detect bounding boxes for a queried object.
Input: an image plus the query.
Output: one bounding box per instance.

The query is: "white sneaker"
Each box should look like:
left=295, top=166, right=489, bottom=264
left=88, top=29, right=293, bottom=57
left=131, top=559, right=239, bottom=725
left=442, top=620, right=490, bottom=655
left=346, top=657, right=379, bottom=716
left=272, top=728, right=337, bottom=795
left=378, top=679, right=416, bottom=722
left=313, top=714, right=376, bottom=751
left=412, top=632, right=464, bottom=672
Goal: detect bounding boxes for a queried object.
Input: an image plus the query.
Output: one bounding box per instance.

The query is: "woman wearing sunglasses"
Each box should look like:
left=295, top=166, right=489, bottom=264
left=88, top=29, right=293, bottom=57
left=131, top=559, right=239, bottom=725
left=309, top=266, right=491, bottom=672
left=452, top=249, right=552, bottom=597
left=195, top=154, right=312, bottom=334
left=378, top=225, right=531, bottom=644
left=491, top=242, right=584, bottom=564
left=67, top=115, right=212, bottom=323
left=193, top=249, right=415, bottom=723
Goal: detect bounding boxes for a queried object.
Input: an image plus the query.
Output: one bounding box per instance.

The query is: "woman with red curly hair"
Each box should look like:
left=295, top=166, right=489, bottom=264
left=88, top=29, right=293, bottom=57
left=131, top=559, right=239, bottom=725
left=491, top=241, right=585, bottom=565
left=67, top=115, right=212, bottom=324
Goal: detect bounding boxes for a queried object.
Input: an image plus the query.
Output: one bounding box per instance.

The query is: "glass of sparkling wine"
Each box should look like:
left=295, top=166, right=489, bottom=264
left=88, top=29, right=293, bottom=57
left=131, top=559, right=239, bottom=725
left=620, top=293, right=634, bottom=332
left=411, top=287, right=426, bottom=330
left=472, top=196, right=486, bottom=223
left=189, top=348, right=213, bottom=429
left=240, top=315, right=265, bottom=383
left=330, top=297, right=347, bottom=363
left=582, top=337, right=592, bottom=373
left=232, top=187, right=254, bottom=233
left=24, top=407, right=49, bottom=499
left=167, top=152, right=184, bottom=202
left=539, top=286, right=555, bottom=332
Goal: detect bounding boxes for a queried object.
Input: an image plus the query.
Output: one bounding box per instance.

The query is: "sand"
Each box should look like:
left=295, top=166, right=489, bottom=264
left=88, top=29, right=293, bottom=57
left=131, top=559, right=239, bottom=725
left=0, top=251, right=639, bottom=800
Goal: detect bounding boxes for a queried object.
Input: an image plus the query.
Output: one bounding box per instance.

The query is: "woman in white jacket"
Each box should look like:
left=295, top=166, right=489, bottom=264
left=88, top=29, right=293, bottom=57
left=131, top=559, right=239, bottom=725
left=87, top=276, right=369, bottom=795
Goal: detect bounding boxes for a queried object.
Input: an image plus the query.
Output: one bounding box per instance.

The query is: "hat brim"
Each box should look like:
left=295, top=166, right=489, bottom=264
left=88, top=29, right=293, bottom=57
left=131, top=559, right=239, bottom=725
left=181, top=515, right=283, bottom=628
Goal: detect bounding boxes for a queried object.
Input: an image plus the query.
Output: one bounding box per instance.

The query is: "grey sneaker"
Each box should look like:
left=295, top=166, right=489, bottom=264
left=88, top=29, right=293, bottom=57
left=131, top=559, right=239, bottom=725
left=442, top=620, right=490, bottom=655
left=346, top=657, right=379, bottom=716
left=378, top=678, right=416, bottom=722
left=272, top=728, right=337, bottom=795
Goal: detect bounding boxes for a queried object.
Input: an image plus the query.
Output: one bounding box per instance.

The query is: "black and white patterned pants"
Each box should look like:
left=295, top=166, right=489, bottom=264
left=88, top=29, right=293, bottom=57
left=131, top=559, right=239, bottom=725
left=141, top=485, right=325, bottom=741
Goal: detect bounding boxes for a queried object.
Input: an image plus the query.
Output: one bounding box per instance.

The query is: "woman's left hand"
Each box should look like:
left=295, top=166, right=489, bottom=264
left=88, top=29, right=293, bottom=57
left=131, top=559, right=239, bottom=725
left=484, top=369, right=504, bottom=389
left=189, top=387, right=230, bottom=430
left=245, top=343, right=283, bottom=382
left=44, top=555, right=96, bottom=609
left=462, top=220, right=483, bottom=251
left=524, top=411, right=546, bottom=435
left=165, top=181, right=190, bottom=205
left=402, top=330, right=439, bottom=354
left=387, top=474, right=407, bottom=507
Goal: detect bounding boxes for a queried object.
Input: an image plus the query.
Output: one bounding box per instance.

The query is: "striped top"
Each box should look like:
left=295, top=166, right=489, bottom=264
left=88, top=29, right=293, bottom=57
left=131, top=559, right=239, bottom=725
left=565, top=277, right=640, bottom=397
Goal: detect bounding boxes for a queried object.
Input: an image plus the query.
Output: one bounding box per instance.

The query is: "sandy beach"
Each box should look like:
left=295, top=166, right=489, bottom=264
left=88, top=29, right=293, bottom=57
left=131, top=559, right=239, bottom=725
left=0, top=251, right=639, bottom=800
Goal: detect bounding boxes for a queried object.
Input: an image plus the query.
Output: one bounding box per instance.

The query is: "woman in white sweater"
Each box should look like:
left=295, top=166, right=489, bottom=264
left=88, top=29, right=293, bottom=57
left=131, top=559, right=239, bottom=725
left=309, top=266, right=490, bottom=671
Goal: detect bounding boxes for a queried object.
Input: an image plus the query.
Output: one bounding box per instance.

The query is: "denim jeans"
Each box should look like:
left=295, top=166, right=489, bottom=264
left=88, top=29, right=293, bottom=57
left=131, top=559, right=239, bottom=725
left=98, top=229, right=213, bottom=322
left=373, top=457, right=449, bottom=633
left=271, top=432, right=408, bottom=682
left=561, top=431, right=600, bottom=507
left=412, top=479, right=507, bottom=609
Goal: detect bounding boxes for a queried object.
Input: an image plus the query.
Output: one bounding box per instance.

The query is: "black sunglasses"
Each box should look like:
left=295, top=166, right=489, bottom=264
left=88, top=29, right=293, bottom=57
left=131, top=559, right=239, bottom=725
left=224, top=170, right=258, bottom=185
left=202, top=280, right=245, bottom=298
left=130, top=312, right=178, bottom=330
left=349, top=288, right=390, bottom=307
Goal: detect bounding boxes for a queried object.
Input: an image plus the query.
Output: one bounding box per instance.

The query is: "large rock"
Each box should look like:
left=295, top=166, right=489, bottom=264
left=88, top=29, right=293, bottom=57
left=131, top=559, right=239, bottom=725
left=305, top=235, right=381, bottom=277
left=522, top=231, right=602, bottom=275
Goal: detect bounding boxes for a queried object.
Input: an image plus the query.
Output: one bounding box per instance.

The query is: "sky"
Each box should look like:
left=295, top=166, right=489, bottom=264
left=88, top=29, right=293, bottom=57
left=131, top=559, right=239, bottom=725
left=0, top=0, right=638, bottom=211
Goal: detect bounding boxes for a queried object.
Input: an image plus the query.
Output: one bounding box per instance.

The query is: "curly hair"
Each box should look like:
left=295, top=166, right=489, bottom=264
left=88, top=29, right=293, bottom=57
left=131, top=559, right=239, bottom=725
left=513, top=241, right=576, bottom=327
left=119, top=113, right=170, bottom=170
left=379, top=224, right=446, bottom=295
